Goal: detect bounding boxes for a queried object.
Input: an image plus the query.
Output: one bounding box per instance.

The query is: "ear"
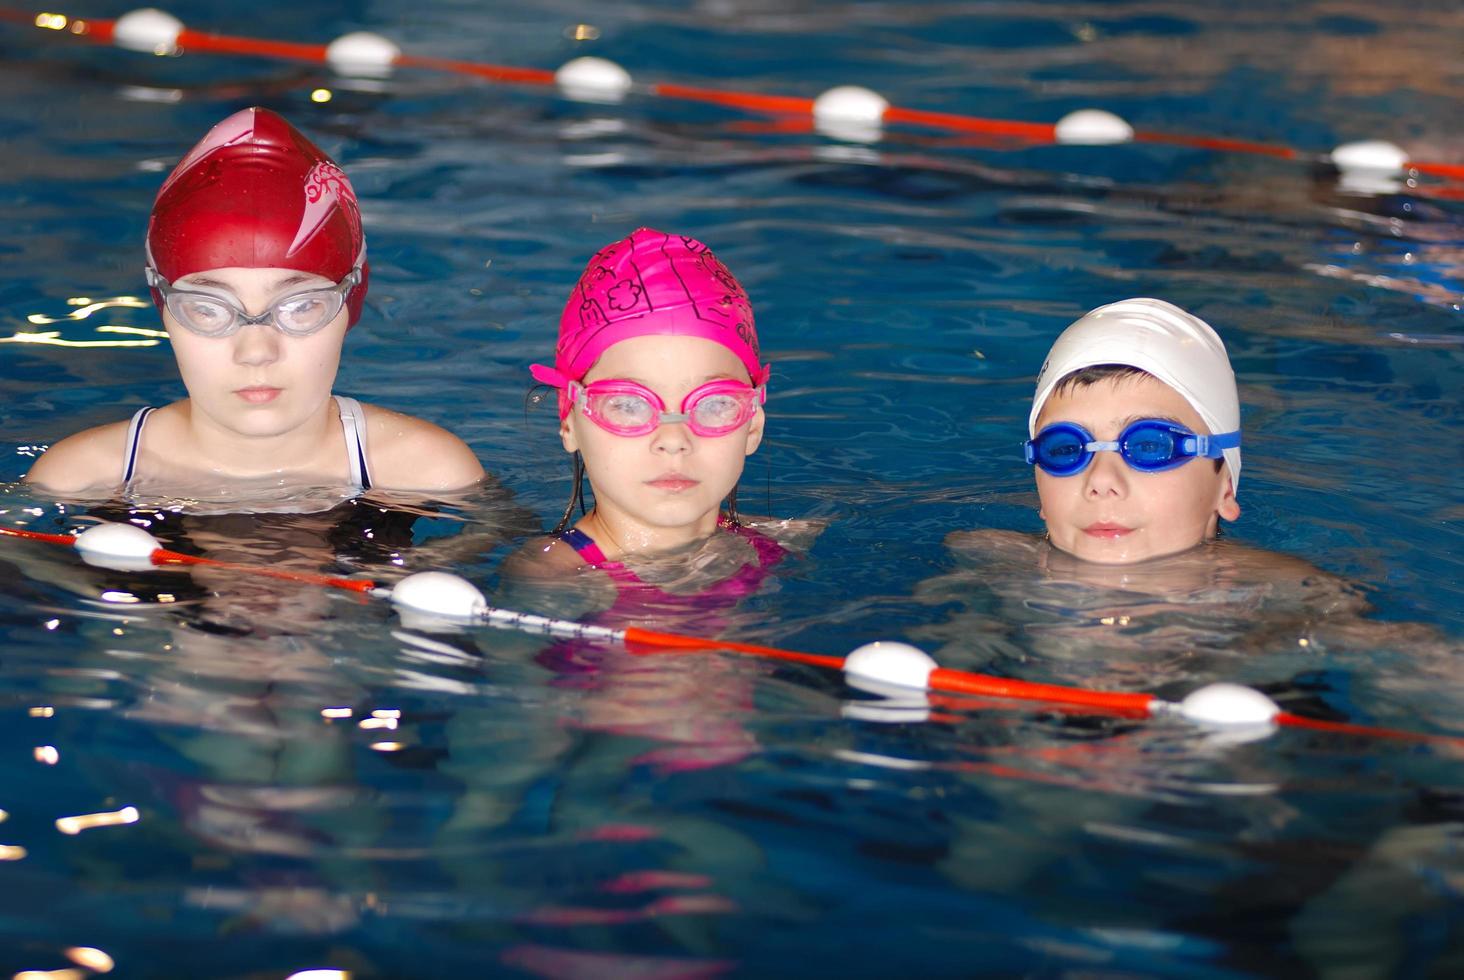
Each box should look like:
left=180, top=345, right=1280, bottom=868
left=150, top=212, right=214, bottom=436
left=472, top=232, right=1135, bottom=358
left=1216, top=477, right=1241, bottom=522
left=743, top=405, right=765, bottom=456
left=559, top=414, right=579, bottom=454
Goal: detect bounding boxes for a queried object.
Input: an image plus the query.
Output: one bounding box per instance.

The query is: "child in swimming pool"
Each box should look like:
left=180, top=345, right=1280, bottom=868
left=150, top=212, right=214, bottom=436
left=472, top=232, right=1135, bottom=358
left=935, top=297, right=1453, bottom=663
left=509, top=228, right=789, bottom=606
left=1020, top=298, right=1241, bottom=565
left=24, top=107, right=483, bottom=498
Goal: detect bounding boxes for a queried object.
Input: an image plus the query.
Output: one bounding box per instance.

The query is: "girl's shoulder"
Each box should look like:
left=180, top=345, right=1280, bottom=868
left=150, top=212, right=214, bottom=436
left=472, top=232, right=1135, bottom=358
left=501, top=533, right=589, bottom=581
left=735, top=515, right=825, bottom=554
left=356, top=401, right=485, bottom=492
left=24, top=417, right=136, bottom=495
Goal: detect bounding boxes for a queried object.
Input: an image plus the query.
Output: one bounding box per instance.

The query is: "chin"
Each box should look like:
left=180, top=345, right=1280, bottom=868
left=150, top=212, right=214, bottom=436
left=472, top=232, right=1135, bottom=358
left=1061, top=538, right=1205, bottom=565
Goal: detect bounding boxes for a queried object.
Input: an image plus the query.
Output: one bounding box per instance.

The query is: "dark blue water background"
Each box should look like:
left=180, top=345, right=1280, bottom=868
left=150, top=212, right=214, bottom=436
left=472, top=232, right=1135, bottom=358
left=1, top=1, right=1461, bottom=976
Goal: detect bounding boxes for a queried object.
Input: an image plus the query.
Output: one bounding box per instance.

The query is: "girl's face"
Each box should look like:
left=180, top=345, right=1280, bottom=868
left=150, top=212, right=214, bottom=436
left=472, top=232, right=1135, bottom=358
left=561, top=335, right=765, bottom=543
left=164, top=266, right=348, bottom=440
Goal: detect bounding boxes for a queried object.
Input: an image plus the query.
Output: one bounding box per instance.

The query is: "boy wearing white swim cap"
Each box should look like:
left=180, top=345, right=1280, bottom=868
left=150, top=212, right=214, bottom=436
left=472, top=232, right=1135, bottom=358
left=1025, top=298, right=1241, bottom=564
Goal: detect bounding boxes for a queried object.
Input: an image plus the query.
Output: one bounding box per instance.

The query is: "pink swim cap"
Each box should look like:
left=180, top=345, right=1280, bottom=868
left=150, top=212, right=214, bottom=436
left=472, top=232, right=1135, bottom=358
left=530, top=228, right=767, bottom=401
left=146, top=107, right=369, bottom=327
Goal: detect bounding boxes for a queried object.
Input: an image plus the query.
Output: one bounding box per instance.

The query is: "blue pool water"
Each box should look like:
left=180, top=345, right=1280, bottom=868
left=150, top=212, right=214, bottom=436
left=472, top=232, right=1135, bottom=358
left=1, top=1, right=1462, bottom=976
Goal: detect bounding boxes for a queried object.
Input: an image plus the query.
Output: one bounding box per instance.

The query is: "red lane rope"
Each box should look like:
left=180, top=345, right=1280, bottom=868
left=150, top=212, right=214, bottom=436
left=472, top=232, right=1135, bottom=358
left=173, top=28, right=328, bottom=64
left=649, top=82, right=814, bottom=116
left=0, top=525, right=77, bottom=547
left=393, top=53, right=556, bottom=86
left=1414, top=162, right=1464, bottom=181
left=1132, top=130, right=1300, bottom=159
left=929, top=667, right=1157, bottom=713
left=5, top=521, right=1462, bottom=744
left=623, top=626, right=845, bottom=670
left=10, top=7, right=1459, bottom=182
left=149, top=548, right=379, bottom=593
left=1274, top=711, right=1463, bottom=745
left=0, top=523, right=377, bottom=592
left=882, top=106, right=1055, bottom=142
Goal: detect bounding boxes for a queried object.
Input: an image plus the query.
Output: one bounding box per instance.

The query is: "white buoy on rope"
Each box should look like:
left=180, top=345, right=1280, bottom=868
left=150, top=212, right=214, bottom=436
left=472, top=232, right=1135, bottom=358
left=1175, top=682, right=1280, bottom=727
left=1055, top=108, right=1134, bottom=145
left=73, top=522, right=162, bottom=572
left=842, top=641, right=937, bottom=694
left=389, top=571, right=487, bottom=618
left=1331, top=139, right=1409, bottom=194
left=813, top=85, right=888, bottom=144
left=556, top=57, right=633, bottom=104
left=326, top=31, right=400, bottom=78
left=112, top=8, right=184, bottom=56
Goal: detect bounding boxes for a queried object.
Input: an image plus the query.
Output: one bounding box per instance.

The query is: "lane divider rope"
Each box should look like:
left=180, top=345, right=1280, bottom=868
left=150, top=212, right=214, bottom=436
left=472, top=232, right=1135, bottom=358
left=4, top=521, right=1459, bottom=748
left=6, top=7, right=1461, bottom=188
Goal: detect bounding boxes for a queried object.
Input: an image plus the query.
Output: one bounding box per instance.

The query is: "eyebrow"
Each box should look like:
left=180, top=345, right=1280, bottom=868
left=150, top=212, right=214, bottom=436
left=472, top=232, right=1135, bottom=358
left=180, top=274, right=317, bottom=291
left=601, top=373, right=744, bottom=387
left=1118, top=414, right=1186, bottom=428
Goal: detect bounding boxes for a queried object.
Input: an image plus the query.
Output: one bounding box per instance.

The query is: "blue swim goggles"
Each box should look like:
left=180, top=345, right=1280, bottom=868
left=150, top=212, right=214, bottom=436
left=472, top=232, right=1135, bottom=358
left=1025, top=419, right=1240, bottom=476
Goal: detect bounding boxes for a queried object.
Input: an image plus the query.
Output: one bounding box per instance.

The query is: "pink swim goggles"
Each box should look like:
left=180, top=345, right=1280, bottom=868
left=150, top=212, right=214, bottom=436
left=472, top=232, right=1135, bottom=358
left=569, top=377, right=765, bottom=438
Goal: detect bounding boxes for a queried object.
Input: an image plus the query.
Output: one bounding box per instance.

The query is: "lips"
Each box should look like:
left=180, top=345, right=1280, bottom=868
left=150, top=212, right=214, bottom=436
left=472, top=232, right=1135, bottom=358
left=1083, top=522, right=1133, bottom=538
left=235, top=386, right=282, bottom=404
left=646, top=473, right=699, bottom=493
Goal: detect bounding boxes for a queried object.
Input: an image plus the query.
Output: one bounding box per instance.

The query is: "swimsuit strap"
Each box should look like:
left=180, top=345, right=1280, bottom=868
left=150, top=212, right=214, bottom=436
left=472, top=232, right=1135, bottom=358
left=559, top=527, right=642, bottom=585
left=560, top=527, right=611, bottom=565
left=119, top=398, right=373, bottom=494
left=120, top=406, right=155, bottom=488
left=333, top=395, right=372, bottom=493
left=560, top=518, right=787, bottom=594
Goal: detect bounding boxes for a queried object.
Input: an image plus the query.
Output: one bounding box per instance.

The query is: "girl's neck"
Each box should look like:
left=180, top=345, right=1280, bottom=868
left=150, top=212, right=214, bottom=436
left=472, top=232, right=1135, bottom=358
left=577, top=506, right=724, bottom=562
left=172, top=397, right=343, bottom=479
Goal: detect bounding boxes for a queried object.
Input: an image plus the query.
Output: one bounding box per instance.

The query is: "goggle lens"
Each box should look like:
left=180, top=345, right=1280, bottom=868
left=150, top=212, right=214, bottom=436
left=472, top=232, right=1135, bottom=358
left=1032, top=426, right=1088, bottom=475
left=577, top=380, right=762, bottom=438
left=1121, top=423, right=1178, bottom=467
left=149, top=267, right=358, bottom=338
left=1026, top=420, right=1237, bottom=476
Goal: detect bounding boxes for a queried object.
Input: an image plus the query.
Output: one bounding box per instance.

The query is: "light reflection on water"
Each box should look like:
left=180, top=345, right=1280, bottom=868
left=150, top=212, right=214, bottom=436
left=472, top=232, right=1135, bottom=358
left=0, top=0, right=1462, bottom=976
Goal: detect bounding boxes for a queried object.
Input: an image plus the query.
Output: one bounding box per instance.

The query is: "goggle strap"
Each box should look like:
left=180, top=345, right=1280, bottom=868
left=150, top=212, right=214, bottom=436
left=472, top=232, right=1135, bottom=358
left=1188, top=430, right=1241, bottom=458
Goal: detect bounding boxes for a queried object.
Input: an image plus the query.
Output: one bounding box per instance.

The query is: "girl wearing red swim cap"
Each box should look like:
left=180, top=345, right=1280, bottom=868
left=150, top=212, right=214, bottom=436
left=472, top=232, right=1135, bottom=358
left=26, top=108, right=482, bottom=498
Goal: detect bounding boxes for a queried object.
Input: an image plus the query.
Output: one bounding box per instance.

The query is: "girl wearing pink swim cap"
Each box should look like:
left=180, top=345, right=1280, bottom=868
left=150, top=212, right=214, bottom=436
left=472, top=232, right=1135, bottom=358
left=515, top=228, right=789, bottom=598
left=27, top=108, right=482, bottom=499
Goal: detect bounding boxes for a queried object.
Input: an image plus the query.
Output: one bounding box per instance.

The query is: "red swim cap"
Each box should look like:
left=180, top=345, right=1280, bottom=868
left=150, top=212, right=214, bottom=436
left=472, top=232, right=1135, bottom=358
left=146, top=107, right=369, bottom=327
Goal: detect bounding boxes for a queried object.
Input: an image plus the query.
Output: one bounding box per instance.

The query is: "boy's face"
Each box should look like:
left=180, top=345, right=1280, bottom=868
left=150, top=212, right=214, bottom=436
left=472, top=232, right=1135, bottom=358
left=1033, top=374, right=1239, bottom=564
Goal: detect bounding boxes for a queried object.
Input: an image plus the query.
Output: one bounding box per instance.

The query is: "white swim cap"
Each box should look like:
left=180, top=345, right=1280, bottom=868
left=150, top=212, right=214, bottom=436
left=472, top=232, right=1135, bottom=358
left=1029, top=298, right=1241, bottom=490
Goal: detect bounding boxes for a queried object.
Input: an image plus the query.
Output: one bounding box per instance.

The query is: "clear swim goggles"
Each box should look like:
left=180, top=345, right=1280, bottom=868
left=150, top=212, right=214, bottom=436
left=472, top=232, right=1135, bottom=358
left=145, top=261, right=362, bottom=338
left=1025, top=419, right=1240, bottom=476
left=569, top=378, right=765, bottom=438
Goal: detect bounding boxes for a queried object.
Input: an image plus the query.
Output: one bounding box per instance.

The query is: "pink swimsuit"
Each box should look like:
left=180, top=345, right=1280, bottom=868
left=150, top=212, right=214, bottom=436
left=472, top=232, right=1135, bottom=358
left=559, top=518, right=785, bottom=604
left=538, top=519, right=787, bottom=677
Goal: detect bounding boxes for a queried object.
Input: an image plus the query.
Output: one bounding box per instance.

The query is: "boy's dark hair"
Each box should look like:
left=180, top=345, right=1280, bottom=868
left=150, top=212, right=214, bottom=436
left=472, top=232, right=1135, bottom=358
left=1049, top=364, right=1223, bottom=473
left=1050, top=364, right=1153, bottom=396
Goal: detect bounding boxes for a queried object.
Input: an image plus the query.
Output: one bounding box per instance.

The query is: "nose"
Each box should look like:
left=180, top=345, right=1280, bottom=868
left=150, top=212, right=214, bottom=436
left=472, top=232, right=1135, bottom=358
left=649, top=416, right=692, bottom=454
left=231, top=321, right=282, bottom=367
left=1082, top=447, right=1129, bottom=498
